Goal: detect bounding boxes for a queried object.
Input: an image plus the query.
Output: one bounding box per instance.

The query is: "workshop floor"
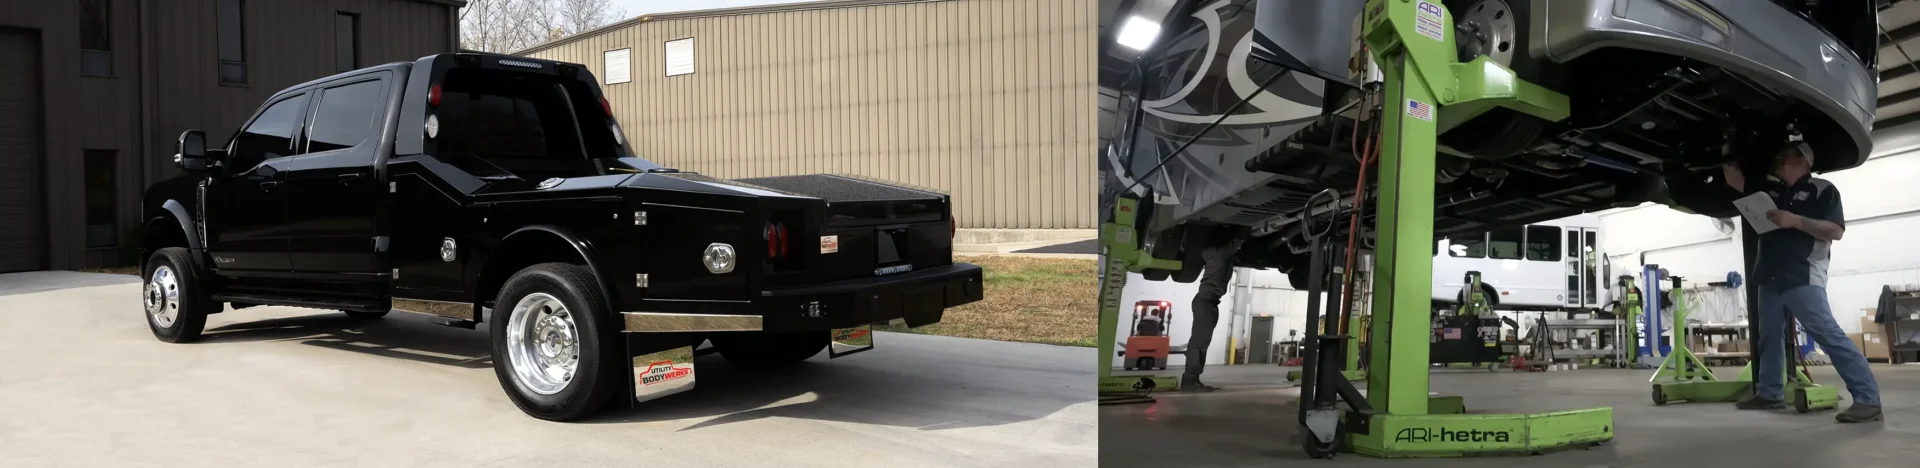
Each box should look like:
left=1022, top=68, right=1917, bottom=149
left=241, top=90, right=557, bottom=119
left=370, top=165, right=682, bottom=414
left=1100, top=364, right=1920, bottom=467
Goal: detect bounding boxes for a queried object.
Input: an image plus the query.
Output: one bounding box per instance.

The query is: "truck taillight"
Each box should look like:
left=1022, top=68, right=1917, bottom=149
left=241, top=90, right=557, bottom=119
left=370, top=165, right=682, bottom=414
left=600, top=97, right=614, bottom=116
left=429, top=83, right=442, bottom=107
left=764, top=222, right=789, bottom=259
left=949, top=217, right=956, bottom=239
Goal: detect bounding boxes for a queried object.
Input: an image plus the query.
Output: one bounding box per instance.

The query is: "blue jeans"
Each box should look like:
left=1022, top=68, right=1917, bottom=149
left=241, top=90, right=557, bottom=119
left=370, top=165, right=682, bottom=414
left=1756, top=285, right=1881, bottom=406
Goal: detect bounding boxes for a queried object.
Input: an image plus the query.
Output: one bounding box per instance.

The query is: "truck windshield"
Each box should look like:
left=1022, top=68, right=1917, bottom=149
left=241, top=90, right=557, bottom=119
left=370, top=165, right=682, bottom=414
left=432, top=68, right=623, bottom=180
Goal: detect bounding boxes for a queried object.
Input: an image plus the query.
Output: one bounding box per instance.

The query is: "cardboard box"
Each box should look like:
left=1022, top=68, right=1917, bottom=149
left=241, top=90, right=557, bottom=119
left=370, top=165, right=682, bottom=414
left=1850, top=333, right=1866, bottom=354
left=1716, top=342, right=1737, bottom=353
left=1864, top=332, right=1891, bottom=360
left=1863, top=316, right=1884, bottom=334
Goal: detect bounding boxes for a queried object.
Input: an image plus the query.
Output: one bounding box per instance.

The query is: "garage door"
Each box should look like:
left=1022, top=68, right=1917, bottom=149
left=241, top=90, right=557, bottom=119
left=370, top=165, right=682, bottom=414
left=0, top=30, right=45, bottom=272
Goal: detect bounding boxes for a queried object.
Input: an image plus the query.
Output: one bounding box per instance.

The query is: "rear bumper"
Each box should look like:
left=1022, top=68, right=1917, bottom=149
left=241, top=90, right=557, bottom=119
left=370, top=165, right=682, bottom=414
left=620, top=263, right=983, bottom=333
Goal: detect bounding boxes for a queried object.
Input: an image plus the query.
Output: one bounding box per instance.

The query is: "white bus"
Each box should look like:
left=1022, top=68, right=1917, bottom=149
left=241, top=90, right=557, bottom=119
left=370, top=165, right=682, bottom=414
left=1431, top=214, right=1612, bottom=312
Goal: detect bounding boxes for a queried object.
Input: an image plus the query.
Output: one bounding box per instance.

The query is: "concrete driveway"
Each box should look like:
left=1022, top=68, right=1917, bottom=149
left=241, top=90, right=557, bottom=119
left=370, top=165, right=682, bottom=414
left=0, top=272, right=1096, bottom=467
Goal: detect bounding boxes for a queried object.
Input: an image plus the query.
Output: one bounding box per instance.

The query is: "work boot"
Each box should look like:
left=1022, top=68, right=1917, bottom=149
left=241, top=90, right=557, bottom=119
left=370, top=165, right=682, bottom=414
left=1179, top=375, right=1219, bottom=393
left=1836, top=404, right=1883, bottom=423
left=1734, top=395, right=1784, bottom=410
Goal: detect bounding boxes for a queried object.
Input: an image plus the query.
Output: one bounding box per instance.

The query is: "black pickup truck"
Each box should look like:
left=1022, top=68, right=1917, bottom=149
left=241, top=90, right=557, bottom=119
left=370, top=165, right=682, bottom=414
left=140, top=52, right=983, bottom=421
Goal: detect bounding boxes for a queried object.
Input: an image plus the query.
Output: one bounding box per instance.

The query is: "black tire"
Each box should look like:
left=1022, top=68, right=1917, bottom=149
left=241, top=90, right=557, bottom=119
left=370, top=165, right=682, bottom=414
left=1651, top=386, right=1668, bottom=406
left=1439, top=0, right=1558, bottom=159
left=1171, top=226, right=1212, bottom=284
left=1794, top=389, right=1811, bottom=414
left=1137, top=357, right=1157, bottom=371
left=711, top=331, right=829, bottom=369
left=1142, top=268, right=1172, bottom=281
left=144, top=247, right=214, bottom=343
left=344, top=310, right=389, bottom=320
left=489, top=263, right=624, bottom=421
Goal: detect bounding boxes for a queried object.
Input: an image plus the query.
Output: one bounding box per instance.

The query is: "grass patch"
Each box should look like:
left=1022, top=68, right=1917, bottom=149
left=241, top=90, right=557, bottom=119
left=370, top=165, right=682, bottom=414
left=78, top=266, right=140, bottom=276
left=874, top=255, right=1096, bottom=347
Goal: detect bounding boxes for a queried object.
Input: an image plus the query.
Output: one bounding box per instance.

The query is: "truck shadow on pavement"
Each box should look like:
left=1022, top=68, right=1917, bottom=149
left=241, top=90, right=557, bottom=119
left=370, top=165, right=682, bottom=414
left=197, top=312, right=494, bottom=369
left=192, top=311, right=1082, bottom=433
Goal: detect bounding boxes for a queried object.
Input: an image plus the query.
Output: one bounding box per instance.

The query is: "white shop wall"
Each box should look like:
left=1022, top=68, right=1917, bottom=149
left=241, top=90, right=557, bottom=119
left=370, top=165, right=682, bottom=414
left=1111, top=268, right=1317, bottom=369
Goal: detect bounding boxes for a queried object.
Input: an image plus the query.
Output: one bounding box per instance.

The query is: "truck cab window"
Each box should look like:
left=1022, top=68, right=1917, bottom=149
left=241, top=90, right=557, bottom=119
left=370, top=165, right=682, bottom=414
left=433, top=69, right=607, bottom=181
left=230, top=94, right=308, bottom=167
left=308, top=79, right=383, bottom=152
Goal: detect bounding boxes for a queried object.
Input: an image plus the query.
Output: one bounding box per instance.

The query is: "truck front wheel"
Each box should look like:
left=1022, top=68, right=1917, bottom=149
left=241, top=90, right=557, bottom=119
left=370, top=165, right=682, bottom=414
left=143, top=247, right=214, bottom=343
left=711, top=331, right=829, bottom=369
left=490, top=263, right=625, bottom=421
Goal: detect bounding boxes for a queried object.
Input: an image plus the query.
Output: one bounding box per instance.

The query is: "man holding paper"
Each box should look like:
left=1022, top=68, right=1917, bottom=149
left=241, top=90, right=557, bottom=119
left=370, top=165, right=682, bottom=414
left=1721, top=141, right=1881, bottom=422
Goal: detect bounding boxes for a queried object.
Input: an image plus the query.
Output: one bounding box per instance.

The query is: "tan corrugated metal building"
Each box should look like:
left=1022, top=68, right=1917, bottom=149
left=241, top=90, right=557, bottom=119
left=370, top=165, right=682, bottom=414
left=518, top=0, right=1096, bottom=229
left=0, top=0, right=459, bottom=272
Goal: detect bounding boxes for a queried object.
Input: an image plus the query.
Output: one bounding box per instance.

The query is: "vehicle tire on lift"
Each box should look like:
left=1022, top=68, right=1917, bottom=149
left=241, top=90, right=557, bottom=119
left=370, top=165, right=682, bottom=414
left=143, top=247, right=215, bottom=343
left=1438, top=0, right=1558, bottom=159
left=1303, top=416, right=1344, bottom=459
left=490, top=262, right=626, bottom=421
left=1143, top=268, right=1172, bottom=281
left=1651, top=385, right=1668, bottom=406
left=1171, top=226, right=1212, bottom=283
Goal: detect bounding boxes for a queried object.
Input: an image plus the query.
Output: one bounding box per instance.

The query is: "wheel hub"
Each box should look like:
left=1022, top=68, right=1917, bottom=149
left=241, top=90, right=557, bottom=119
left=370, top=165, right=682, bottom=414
left=507, top=293, right=580, bottom=395
left=144, top=266, right=180, bottom=328
left=1455, top=0, right=1516, bottom=68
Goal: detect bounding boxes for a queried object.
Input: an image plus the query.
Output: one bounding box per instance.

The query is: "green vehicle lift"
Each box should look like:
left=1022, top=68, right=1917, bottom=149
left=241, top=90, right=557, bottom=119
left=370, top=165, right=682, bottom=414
left=1647, top=273, right=1840, bottom=413
left=1294, top=0, right=1614, bottom=458
left=1097, top=197, right=1184, bottom=399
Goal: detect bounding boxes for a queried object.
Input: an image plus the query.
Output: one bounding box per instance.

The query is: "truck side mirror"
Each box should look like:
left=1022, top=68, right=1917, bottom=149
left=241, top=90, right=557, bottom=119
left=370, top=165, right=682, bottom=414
left=175, top=130, right=208, bottom=172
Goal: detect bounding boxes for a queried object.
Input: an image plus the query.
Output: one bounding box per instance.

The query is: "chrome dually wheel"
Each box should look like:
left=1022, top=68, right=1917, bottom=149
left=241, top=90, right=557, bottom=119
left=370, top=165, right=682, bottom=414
left=144, top=247, right=210, bottom=343
left=145, top=265, right=181, bottom=328
left=506, top=292, right=580, bottom=395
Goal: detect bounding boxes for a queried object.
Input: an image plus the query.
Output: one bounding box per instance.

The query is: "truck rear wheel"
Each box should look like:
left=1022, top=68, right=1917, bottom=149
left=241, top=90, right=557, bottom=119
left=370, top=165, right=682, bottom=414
left=490, top=263, right=624, bottom=421
left=711, top=331, right=829, bottom=369
left=144, top=247, right=214, bottom=343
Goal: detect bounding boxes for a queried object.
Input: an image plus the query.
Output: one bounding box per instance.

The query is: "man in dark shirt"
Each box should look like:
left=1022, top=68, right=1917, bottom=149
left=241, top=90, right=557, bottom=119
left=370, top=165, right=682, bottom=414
left=1722, top=142, right=1881, bottom=422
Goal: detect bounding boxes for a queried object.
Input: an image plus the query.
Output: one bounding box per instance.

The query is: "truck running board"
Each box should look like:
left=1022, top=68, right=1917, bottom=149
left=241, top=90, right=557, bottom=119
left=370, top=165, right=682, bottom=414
left=211, top=294, right=385, bottom=313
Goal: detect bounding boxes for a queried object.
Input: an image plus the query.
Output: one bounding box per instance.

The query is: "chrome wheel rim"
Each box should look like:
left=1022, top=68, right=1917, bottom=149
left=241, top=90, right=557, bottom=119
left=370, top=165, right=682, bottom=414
left=145, top=266, right=181, bottom=328
left=507, top=293, right=580, bottom=395
left=1457, top=0, right=1517, bottom=68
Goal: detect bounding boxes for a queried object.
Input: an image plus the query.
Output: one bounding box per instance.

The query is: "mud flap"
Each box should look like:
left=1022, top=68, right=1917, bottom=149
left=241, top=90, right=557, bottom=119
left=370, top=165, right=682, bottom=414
left=632, top=345, right=697, bottom=404
left=828, top=324, right=875, bottom=358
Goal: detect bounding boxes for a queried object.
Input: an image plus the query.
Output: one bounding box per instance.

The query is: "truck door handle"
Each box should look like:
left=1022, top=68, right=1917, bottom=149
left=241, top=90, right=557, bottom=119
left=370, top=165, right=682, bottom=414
left=338, top=173, right=364, bottom=186
left=259, top=181, right=280, bottom=192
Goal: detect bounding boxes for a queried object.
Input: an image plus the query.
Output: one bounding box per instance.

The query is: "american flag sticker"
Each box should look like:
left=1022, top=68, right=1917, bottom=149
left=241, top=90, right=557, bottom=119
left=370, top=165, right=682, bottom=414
left=1406, top=99, right=1434, bottom=122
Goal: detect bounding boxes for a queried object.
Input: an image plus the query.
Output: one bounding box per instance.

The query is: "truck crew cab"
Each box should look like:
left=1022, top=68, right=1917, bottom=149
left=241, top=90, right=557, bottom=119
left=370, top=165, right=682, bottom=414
left=140, top=52, right=983, bottom=421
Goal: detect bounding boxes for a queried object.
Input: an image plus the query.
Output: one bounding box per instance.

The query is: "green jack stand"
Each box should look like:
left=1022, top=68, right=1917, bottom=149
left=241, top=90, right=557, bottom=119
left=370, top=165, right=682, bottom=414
left=1651, top=277, right=1717, bottom=383
left=1652, top=339, right=1840, bottom=412
left=1098, top=197, right=1182, bottom=397
left=1322, top=1, right=1613, bottom=457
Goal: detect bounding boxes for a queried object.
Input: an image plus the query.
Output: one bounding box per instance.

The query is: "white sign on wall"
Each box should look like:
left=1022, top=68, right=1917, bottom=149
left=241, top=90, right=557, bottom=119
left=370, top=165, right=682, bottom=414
left=665, top=38, right=694, bottom=77
left=603, top=48, right=631, bottom=84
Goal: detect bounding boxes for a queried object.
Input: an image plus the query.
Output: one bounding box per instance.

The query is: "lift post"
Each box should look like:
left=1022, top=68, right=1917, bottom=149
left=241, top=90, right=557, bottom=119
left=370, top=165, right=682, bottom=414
left=1098, top=196, right=1184, bottom=397
left=1324, top=0, right=1613, bottom=457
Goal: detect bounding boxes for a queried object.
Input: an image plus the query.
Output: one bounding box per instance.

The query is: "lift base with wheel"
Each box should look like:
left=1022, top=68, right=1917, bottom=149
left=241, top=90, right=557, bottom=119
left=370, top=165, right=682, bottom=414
left=1652, top=363, right=1840, bottom=412
left=1298, top=0, right=1614, bottom=458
